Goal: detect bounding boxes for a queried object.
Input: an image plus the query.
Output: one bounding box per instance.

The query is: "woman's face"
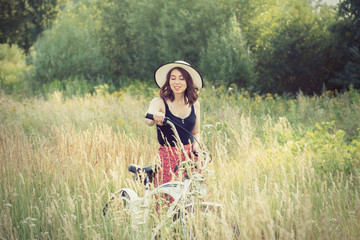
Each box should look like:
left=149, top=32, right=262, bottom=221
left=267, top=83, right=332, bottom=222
left=169, top=68, right=187, bottom=94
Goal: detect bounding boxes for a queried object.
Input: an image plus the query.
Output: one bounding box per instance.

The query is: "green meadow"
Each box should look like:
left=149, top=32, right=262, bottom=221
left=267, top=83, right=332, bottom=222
left=1, top=85, right=359, bottom=239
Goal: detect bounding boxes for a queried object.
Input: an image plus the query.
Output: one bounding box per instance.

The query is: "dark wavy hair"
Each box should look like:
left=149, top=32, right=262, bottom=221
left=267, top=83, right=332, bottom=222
left=160, top=67, right=199, bottom=105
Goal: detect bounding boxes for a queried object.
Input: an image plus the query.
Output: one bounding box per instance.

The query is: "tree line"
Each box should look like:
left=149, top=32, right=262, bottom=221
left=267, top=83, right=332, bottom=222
left=1, top=0, right=359, bottom=94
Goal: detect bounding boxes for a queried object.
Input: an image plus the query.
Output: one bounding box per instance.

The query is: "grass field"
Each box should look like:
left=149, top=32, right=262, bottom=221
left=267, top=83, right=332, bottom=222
left=1, top=86, right=360, bottom=239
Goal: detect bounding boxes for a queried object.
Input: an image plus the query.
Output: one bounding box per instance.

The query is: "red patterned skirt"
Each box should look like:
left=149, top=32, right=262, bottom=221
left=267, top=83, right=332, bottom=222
left=153, top=144, right=193, bottom=188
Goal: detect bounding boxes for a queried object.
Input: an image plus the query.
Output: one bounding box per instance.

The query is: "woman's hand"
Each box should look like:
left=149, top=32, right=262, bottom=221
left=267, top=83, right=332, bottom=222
left=153, top=112, right=165, bottom=126
left=192, top=142, right=200, bottom=153
left=145, top=97, right=166, bottom=127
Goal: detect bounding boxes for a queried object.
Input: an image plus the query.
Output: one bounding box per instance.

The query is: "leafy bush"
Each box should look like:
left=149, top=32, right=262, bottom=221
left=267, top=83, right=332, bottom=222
left=301, top=121, right=359, bottom=175
left=30, top=2, right=108, bottom=87
left=249, top=1, right=339, bottom=94
left=25, top=0, right=358, bottom=94
left=199, top=15, right=255, bottom=87
left=334, top=46, right=360, bottom=89
left=328, top=0, right=360, bottom=90
left=0, top=0, right=59, bottom=54
left=0, top=44, right=29, bottom=94
left=99, top=0, right=226, bottom=81
left=40, top=77, right=96, bottom=98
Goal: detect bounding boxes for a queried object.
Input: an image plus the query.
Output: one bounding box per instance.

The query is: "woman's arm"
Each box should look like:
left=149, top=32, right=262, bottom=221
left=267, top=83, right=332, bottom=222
left=192, top=101, right=201, bottom=152
left=145, top=97, right=165, bottom=126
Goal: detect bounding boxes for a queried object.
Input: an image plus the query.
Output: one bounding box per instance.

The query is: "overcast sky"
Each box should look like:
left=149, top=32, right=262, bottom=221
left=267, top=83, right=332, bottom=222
left=323, top=0, right=340, bottom=5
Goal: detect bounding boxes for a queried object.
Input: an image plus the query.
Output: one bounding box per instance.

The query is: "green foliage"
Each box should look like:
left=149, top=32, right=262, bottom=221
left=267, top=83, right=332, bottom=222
left=199, top=15, right=255, bottom=87
left=218, top=0, right=257, bottom=31
left=30, top=1, right=108, bottom=87
left=96, top=0, right=133, bottom=80
left=5, top=0, right=357, bottom=94
left=0, top=44, right=29, bottom=94
left=99, top=0, right=227, bottom=81
left=302, top=121, right=358, bottom=175
left=329, top=0, right=360, bottom=89
left=40, top=77, right=95, bottom=98
left=249, top=0, right=339, bottom=94
left=338, top=0, right=360, bottom=41
left=0, top=0, right=59, bottom=54
left=332, top=47, right=360, bottom=88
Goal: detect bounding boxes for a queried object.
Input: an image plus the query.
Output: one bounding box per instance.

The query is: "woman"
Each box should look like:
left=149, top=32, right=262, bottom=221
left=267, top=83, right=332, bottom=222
left=145, top=60, right=203, bottom=188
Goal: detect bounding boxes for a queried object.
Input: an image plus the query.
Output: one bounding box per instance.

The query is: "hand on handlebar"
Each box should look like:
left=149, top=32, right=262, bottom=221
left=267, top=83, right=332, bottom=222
left=192, top=142, right=200, bottom=154
left=146, top=112, right=165, bottom=126
left=153, top=112, right=165, bottom=126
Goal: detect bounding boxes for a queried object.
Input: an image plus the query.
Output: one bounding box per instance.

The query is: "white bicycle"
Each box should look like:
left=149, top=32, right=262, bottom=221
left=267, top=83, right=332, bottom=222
left=103, top=114, right=220, bottom=239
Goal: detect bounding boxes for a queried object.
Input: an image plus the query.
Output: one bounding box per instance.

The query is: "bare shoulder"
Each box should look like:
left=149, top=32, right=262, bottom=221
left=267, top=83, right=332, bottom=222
left=149, top=97, right=165, bottom=112
left=150, top=97, right=163, bottom=106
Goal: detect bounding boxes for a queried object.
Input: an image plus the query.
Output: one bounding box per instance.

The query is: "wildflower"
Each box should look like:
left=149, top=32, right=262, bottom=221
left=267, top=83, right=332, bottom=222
left=265, top=93, right=274, bottom=101
left=9, top=106, right=16, bottom=112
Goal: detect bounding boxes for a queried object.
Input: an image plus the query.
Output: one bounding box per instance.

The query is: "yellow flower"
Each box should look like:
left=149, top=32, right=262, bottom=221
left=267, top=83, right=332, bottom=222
left=265, top=93, right=273, bottom=100
left=9, top=106, right=16, bottom=112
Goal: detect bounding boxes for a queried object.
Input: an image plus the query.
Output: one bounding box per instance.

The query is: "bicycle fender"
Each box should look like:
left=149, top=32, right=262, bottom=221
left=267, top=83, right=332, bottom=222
left=112, top=188, right=140, bottom=201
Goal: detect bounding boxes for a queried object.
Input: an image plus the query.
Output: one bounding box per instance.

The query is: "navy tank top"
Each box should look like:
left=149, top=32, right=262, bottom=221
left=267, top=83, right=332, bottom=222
left=157, top=99, right=196, bottom=146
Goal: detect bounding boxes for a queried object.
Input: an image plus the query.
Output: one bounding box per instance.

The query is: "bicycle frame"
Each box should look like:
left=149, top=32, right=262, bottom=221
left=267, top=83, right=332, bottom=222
left=103, top=114, right=219, bottom=238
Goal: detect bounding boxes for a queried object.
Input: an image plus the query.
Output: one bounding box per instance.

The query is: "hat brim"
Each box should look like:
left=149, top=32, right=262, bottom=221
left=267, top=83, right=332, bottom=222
left=154, top=62, right=203, bottom=89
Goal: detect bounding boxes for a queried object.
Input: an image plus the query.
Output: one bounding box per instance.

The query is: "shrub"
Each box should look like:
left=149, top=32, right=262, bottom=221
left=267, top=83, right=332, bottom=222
left=0, top=44, right=29, bottom=95
left=99, top=0, right=226, bottom=81
left=199, top=15, right=255, bottom=87
left=247, top=1, right=340, bottom=94
left=30, top=2, right=108, bottom=87
left=40, top=77, right=95, bottom=98
left=301, top=121, right=359, bottom=175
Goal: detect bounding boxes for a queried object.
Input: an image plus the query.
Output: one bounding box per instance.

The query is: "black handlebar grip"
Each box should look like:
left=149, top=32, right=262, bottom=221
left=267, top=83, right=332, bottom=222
left=145, top=113, right=169, bottom=124
left=145, top=113, right=154, bottom=120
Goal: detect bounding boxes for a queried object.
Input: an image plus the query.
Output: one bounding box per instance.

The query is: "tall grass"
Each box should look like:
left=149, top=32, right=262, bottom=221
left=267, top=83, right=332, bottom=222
left=0, top=86, right=359, bottom=239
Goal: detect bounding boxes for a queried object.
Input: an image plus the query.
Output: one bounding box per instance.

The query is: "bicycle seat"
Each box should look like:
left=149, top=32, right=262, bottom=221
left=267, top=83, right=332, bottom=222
left=129, top=164, right=157, bottom=185
left=129, top=164, right=157, bottom=174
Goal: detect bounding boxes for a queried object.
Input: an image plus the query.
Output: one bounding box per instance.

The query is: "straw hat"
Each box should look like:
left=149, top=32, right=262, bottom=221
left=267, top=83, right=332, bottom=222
left=154, top=61, right=203, bottom=89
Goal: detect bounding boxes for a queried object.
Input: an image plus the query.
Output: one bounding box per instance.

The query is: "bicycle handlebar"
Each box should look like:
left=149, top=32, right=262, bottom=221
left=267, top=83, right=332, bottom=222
left=145, top=113, right=170, bottom=125
left=145, top=112, right=181, bottom=146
